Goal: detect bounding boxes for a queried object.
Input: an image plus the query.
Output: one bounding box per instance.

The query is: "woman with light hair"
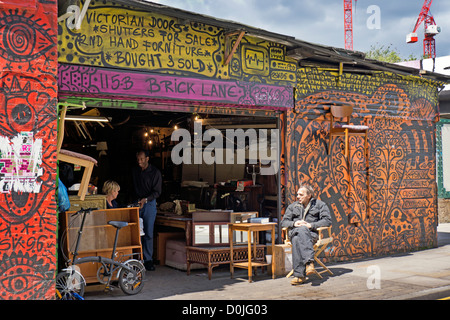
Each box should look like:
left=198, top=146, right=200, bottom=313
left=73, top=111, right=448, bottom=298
left=102, top=180, right=120, bottom=209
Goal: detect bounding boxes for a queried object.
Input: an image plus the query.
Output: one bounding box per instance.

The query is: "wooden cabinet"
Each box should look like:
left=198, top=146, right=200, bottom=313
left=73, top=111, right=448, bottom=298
left=191, top=211, right=231, bottom=246
left=60, top=207, right=143, bottom=284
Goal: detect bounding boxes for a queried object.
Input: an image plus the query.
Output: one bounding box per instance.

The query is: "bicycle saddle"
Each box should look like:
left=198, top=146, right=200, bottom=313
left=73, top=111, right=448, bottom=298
left=108, top=221, right=128, bottom=229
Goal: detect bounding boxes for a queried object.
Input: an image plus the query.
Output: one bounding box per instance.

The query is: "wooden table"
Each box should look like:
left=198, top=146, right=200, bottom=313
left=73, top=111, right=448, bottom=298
left=155, top=214, right=192, bottom=245
left=228, top=222, right=276, bottom=282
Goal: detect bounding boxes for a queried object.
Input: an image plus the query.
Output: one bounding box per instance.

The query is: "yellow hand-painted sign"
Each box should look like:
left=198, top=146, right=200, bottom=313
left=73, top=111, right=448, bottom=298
left=60, top=4, right=222, bottom=78
left=58, top=2, right=297, bottom=85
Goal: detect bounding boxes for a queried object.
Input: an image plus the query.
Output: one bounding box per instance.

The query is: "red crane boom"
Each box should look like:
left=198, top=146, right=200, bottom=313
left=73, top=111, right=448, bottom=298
left=344, top=0, right=353, bottom=50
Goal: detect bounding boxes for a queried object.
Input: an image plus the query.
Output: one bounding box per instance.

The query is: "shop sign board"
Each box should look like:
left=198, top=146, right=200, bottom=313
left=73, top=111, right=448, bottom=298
left=58, top=63, right=294, bottom=109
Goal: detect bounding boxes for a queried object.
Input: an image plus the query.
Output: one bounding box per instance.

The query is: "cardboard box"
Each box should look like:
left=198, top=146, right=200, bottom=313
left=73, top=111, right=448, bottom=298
left=267, top=244, right=292, bottom=277
left=154, top=231, right=184, bottom=265
left=165, top=239, right=204, bottom=271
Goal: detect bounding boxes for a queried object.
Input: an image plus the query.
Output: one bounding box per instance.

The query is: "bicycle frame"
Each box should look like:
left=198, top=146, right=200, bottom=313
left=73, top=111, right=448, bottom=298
left=69, top=209, right=138, bottom=282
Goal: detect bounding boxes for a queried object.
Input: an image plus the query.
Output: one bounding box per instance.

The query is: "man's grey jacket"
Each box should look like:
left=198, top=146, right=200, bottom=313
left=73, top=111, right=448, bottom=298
left=281, top=198, right=332, bottom=239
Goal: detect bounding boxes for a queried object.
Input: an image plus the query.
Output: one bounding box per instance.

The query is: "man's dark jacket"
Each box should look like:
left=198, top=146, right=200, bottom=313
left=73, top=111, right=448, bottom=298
left=280, top=198, right=332, bottom=239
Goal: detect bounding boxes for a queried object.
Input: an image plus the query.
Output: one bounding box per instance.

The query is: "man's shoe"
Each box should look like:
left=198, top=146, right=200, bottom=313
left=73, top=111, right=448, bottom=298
left=290, top=277, right=306, bottom=286
left=144, top=260, right=155, bottom=271
left=306, top=262, right=316, bottom=276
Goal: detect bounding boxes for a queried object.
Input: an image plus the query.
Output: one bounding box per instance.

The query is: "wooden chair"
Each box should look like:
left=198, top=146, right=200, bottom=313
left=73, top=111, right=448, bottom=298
left=57, top=103, right=97, bottom=201
left=328, top=105, right=371, bottom=216
left=328, top=105, right=369, bottom=159
left=282, top=226, right=333, bottom=279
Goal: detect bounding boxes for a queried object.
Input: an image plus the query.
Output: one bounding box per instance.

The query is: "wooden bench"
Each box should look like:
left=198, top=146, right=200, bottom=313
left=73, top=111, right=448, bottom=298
left=186, top=245, right=265, bottom=280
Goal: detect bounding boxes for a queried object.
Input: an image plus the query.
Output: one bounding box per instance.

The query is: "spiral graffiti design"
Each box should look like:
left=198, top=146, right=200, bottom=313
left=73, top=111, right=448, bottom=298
left=5, top=23, right=35, bottom=56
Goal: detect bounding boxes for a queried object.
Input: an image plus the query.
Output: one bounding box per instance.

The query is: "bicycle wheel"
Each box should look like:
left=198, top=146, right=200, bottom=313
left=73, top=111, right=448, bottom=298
left=55, top=270, right=85, bottom=300
left=118, top=260, right=145, bottom=295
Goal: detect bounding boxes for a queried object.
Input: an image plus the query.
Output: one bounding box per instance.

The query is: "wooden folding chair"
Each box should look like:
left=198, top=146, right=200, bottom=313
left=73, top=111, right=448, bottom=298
left=282, top=226, right=333, bottom=279
left=57, top=103, right=97, bottom=201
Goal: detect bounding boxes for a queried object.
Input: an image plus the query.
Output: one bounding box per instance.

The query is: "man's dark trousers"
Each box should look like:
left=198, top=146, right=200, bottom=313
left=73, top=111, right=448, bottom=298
left=291, top=226, right=318, bottom=277
left=140, top=199, right=157, bottom=263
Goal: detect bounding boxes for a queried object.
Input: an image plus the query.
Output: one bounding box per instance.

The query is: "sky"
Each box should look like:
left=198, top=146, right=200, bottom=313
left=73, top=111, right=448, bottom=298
left=150, top=0, right=450, bottom=60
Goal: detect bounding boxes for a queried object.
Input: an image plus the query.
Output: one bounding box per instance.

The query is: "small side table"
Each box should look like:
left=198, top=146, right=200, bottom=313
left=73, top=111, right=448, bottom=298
left=228, top=222, right=276, bottom=282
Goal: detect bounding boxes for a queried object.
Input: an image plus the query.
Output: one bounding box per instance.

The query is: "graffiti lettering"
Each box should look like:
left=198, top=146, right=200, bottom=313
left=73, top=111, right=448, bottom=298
left=113, top=51, right=162, bottom=68
left=146, top=78, right=195, bottom=95
left=185, top=33, right=215, bottom=46
left=201, top=83, right=238, bottom=98
left=86, top=11, right=145, bottom=27
left=109, top=36, right=138, bottom=49
left=99, top=74, right=133, bottom=90
left=97, top=25, right=155, bottom=37
left=76, top=34, right=104, bottom=47
left=0, top=234, right=50, bottom=255
left=147, top=16, right=182, bottom=33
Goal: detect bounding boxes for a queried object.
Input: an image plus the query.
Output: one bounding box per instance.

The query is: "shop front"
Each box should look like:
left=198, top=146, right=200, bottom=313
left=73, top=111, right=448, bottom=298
left=0, top=0, right=449, bottom=299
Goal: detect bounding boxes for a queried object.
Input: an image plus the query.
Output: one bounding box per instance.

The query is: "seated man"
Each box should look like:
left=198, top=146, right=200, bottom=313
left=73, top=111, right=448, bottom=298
left=281, top=183, right=332, bottom=285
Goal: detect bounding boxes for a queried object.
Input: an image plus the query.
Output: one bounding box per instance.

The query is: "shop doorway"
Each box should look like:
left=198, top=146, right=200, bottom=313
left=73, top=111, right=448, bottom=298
left=58, top=103, right=282, bottom=222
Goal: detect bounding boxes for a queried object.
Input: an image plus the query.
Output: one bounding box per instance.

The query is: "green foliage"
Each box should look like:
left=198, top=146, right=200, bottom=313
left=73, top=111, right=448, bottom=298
left=365, top=44, right=419, bottom=63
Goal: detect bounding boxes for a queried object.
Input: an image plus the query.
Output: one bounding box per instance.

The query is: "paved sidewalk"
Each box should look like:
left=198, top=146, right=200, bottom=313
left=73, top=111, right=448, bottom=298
left=84, top=223, right=450, bottom=300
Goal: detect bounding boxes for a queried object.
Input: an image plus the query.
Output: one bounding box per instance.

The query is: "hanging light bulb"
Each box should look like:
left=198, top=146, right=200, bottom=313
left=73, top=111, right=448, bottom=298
left=194, top=113, right=202, bottom=121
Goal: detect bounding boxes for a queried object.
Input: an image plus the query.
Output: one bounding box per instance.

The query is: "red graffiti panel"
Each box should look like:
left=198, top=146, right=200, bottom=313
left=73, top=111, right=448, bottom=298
left=0, top=1, right=58, bottom=300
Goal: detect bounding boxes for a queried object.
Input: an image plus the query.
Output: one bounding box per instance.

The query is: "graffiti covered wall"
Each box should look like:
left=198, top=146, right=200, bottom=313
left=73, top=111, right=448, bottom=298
left=0, top=0, right=58, bottom=299
left=289, top=67, right=442, bottom=261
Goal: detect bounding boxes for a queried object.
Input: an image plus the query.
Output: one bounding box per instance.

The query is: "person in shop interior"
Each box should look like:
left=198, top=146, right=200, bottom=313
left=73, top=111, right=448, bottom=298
left=102, top=180, right=120, bottom=209
left=131, top=150, right=162, bottom=271
left=280, top=183, right=332, bottom=285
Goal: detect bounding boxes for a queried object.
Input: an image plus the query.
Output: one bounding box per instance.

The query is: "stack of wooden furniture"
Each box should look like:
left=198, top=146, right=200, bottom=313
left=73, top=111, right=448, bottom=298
left=57, top=103, right=97, bottom=201
left=60, top=207, right=143, bottom=284
left=184, top=211, right=268, bottom=280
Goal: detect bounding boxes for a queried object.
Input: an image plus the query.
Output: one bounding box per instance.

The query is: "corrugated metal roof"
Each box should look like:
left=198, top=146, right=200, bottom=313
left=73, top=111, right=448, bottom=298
left=110, top=0, right=450, bottom=83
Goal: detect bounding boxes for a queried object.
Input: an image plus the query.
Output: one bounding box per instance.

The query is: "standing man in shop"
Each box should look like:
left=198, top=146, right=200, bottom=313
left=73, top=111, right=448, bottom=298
left=132, top=150, right=162, bottom=271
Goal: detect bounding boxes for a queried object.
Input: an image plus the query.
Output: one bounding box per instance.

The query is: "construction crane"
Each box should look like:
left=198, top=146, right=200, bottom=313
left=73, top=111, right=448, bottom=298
left=406, top=0, right=441, bottom=59
left=344, top=0, right=353, bottom=50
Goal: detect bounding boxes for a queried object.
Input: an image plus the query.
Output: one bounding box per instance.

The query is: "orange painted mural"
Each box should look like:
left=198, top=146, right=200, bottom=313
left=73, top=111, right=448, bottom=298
left=288, top=67, right=442, bottom=261
left=0, top=0, right=58, bottom=299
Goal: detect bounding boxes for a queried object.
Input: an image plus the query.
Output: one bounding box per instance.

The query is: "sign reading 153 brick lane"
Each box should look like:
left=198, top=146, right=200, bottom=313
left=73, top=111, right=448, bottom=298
left=58, top=64, right=294, bottom=109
